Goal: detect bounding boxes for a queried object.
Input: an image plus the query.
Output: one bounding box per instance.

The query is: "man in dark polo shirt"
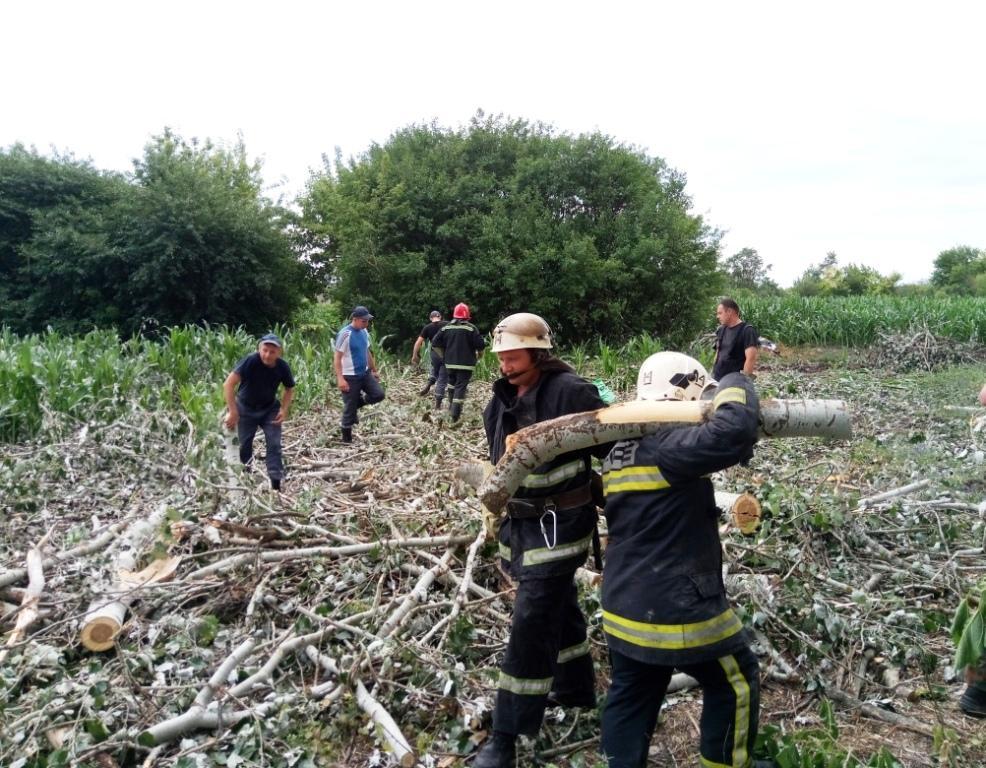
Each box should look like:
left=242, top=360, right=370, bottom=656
left=223, top=333, right=296, bottom=491
left=712, top=298, right=759, bottom=380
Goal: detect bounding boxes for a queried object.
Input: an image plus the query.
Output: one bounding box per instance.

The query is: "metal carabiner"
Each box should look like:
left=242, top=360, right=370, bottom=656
left=539, top=505, right=558, bottom=550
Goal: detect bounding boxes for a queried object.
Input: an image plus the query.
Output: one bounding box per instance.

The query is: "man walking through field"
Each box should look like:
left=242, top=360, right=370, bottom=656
left=223, top=333, right=295, bottom=491
left=334, top=305, right=385, bottom=443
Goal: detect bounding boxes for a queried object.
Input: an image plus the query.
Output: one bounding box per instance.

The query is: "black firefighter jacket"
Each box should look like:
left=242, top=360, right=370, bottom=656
left=601, top=372, right=759, bottom=666
left=483, top=366, right=608, bottom=580
left=432, top=320, right=485, bottom=371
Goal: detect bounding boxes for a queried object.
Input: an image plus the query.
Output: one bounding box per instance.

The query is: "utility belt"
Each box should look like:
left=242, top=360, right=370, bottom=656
left=506, top=483, right=594, bottom=519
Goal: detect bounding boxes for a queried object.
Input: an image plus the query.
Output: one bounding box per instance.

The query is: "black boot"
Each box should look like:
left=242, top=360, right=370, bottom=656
left=419, top=379, right=434, bottom=396
left=473, top=731, right=515, bottom=768
left=960, top=684, right=986, bottom=717
left=434, top=396, right=444, bottom=410
left=450, top=402, right=462, bottom=423
left=270, top=478, right=281, bottom=492
left=341, top=427, right=353, bottom=444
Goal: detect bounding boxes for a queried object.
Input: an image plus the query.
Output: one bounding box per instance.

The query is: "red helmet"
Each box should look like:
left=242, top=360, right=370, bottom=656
left=453, top=302, right=471, bottom=319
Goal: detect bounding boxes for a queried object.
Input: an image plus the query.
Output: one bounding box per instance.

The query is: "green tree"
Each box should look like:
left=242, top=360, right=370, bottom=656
left=721, top=247, right=779, bottom=293
left=1, top=133, right=311, bottom=336
left=0, top=145, right=128, bottom=332
left=300, top=114, right=722, bottom=346
left=931, top=245, right=986, bottom=295
left=792, top=252, right=899, bottom=296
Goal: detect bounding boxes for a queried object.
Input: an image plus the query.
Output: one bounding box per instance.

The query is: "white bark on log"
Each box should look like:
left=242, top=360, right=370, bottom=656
left=0, top=539, right=47, bottom=664
left=479, top=398, right=851, bottom=512
left=185, top=534, right=475, bottom=581
left=355, top=680, right=416, bottom=768
left=138, top=638, right=256, bottom=746
left=855, top=479, right=931, bottom=509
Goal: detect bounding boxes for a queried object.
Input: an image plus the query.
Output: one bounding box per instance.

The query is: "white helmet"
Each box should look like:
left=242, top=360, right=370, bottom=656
left=491, top=313, right=553, bottom=352
left=636, top=351, right=712, bottom=401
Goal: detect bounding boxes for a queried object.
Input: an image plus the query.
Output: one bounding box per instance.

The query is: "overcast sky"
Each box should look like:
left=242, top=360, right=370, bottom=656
left=4, top=1, right=984, bottom=286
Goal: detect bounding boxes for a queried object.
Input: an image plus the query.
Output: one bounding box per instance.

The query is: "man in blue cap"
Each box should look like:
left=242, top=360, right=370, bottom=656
left=223, top=333, right=296, bottom=491
left=334, top=306, right=385, bottom=443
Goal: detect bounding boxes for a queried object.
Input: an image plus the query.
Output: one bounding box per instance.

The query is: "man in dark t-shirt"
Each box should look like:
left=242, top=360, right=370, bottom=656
left=223, top=333, right=296, bottom=491
left=410, top=310, right=448, bottom=401
left=712, top=298, right=759, bottom=380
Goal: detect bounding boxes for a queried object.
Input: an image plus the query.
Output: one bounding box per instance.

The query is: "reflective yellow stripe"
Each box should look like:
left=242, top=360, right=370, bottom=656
left=498, top=671, right=553, bottom=695
left=523, top=533, right=593, bottom=566
left=557, top=639, right=590, bottom=664
left=718, top=654, right=751, bottom=768
left=498, top=542, right=511, bottom=560
left=713, top=386, right=747, bottom=410
left=520, top=458, right=585, bottom=489
left=446, top=364, right=476, bottom=371
left=602, top=465, right=669, bottom=495
left=602, top=608, right=742, bottom=650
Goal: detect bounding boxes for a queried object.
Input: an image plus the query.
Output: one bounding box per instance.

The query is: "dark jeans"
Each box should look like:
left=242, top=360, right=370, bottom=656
left=446, top=368, right=473, bottom=405
left=601, top=645, right=760, bottom=768
left=428, top=351, right=448, bottom=399
left=236, top=400, right=283, bottom=481
left=492, top=572, right=594, bottom=735
left=341, top=372, right=385, bottom=428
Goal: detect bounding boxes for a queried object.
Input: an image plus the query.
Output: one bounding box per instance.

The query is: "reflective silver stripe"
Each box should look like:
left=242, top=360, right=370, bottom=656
left=446, top=364, right=476, bottom=371
left=602, top=608, right=742, bottom=650
left=520, top=458, right=585, bottom=489
left=713, top=386, right=747, bottom=410
left=498, top=671, right=553, bottom=695
left=523, top=533, right=592, bottom=566
left=557, top=639, right=590, bottom=664
left=498, top=542, right=511, bottom=560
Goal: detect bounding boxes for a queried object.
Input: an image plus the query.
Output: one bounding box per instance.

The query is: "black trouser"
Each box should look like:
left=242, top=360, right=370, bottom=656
left=236, top=400, right=284, bottom=481
left=428, top=350, right=448, bottom=400
left=492, top=572, right=594, bottom=735
left=601, top=645, right=760, bottom=768
left=446, top=368, right=473, bottom=407
left=340, top=373, right=385, bottom=429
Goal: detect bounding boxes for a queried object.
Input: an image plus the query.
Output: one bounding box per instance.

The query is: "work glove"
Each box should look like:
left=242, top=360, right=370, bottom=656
left=481, top=504, right=503, bottom=541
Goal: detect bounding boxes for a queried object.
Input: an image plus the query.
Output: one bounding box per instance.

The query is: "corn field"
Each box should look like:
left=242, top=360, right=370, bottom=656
left=741, top=295, right=986, bottom=347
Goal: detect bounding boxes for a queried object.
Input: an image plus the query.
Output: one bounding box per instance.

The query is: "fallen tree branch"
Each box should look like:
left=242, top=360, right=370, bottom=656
left=0, top=532, right=49, bottom=664
left=479, top=398, right=851, bottom=511
left=856, top=480, right=931, bottom=510
left=824, top=685, right=935, bottom=738
left=184, top=534, right=475, bottom=581
left=355, top=679, right=416, bottom=767
left=138, top=638, right=257, bottom=746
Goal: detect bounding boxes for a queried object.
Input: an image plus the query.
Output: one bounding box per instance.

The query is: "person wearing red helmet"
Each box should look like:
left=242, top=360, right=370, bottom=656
left=431, top=302, right=485, bottom=422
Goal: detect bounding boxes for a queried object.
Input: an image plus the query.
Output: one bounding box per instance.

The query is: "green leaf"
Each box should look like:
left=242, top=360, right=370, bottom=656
left=951, top=599, right=971, bottom=645
left=84, top=718, right=109, bottom=741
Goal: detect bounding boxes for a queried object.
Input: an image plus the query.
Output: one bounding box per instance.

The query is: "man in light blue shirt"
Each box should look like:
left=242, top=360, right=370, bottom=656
left=334, top=305, right=385, bottom=443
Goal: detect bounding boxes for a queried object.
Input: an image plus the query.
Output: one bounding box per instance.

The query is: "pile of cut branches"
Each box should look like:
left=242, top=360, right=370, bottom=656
left=868, top=322, right=984, bottom=373
left=2, top=359, right=986, bottom=767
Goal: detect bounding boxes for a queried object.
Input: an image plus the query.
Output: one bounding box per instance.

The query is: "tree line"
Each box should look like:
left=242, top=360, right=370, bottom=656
left=3, top=115, right=982, bottom=347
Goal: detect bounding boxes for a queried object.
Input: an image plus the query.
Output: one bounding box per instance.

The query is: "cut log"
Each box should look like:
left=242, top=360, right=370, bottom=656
left=480, top=398, right=851, bottom=512
left=80, top=556, right=180, bottom=651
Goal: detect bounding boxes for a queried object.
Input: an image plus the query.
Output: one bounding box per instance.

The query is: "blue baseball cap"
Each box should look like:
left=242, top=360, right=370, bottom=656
left=259, top=333, right=282, bottom=347
left=351, top=306, right=374, bottom=319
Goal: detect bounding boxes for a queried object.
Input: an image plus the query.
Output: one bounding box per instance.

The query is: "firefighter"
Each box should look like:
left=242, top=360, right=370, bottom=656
left=473, top=312, right=609, bottom=768
left=600, top=351, right=772, bottom=768
left=431, top=302, right=486, bottom=422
